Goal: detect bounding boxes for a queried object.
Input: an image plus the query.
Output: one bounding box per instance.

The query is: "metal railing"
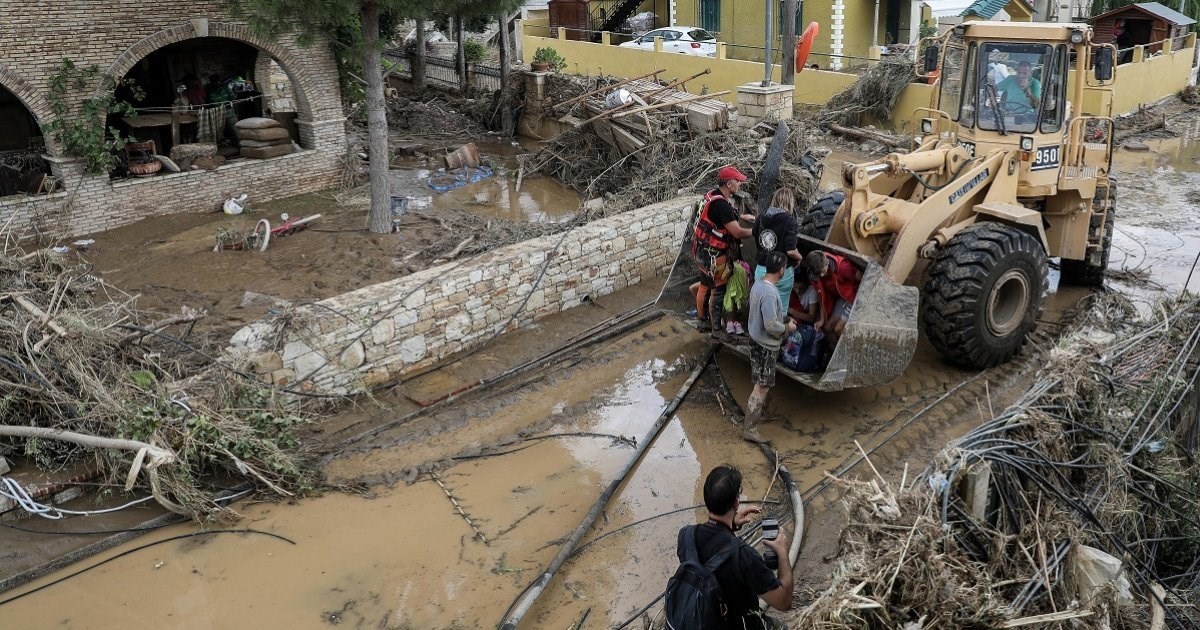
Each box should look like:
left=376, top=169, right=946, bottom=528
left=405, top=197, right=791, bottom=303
left=383, top=50, right=503, bottom=93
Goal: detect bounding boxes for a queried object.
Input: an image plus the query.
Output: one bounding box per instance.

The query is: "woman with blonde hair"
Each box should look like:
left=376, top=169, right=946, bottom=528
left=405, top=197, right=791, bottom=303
left=752, top=187, right=804, bottom=306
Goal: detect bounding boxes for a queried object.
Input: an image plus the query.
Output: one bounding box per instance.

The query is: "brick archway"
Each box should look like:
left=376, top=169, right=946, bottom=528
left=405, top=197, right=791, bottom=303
left=0, top=63, right=56, bottom=153
left=100, top=20, right=329, bottom=122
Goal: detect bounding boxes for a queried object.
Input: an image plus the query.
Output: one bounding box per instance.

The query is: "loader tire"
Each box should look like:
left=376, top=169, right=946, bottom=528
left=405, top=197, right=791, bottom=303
left=799, top=190, right=845, bottom=240
left=923, top=222, right=1048, bottom=369
left=1060, top=182, right=1116, bottom=288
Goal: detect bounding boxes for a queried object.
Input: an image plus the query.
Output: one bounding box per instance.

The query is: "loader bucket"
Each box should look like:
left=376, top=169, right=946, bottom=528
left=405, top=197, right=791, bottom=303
left=814, top=261, right=920, bottom=390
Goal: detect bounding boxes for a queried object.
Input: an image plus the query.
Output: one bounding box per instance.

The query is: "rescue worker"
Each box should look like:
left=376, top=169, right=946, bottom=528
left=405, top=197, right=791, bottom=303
left=804, top=250, right=862, bottom=352
left=693, top=166, right=755, bottom=336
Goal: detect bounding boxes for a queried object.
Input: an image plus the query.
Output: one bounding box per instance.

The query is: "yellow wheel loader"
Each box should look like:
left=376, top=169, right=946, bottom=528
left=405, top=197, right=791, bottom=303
left=761, top=22, right=1118, bottom=391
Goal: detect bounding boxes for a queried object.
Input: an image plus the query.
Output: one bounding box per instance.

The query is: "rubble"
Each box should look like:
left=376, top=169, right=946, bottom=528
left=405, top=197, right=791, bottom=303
left=0, top=235, right=317, bottom=520
left=788, top=293, right=1200, bottom=629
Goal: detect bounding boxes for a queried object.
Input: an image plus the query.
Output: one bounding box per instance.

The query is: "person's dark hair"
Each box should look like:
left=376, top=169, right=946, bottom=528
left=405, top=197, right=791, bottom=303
left=1017, top=60, right=1032, bottom=70
left=704, top=465, right=742, bottom=515
left=804, top=250, right=828, bottom=279
left=765, top=250, right=787, bottom=274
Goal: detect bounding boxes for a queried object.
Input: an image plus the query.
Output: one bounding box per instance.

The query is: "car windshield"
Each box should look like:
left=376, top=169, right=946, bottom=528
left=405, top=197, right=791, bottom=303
left=973, top=43, right=1054, bottom=134
left=688, top=29, right=715, bottom=41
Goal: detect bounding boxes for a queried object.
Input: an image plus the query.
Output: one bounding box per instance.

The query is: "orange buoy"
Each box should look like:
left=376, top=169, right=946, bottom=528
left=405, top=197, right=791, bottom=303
left=795, top=22, right=819, bottom=72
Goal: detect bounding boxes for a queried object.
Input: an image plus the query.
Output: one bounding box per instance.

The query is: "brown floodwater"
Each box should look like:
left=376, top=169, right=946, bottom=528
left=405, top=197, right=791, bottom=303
left=8, top=131, right=1198, bottom=629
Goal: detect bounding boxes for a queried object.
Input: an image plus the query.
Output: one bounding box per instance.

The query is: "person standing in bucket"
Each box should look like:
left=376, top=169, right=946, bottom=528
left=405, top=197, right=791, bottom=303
left=752, top=188, right=803, bottom=308
left=693, top=166, right=755, bottom=337
left=665, top=465, right=793, bottom=629
left=745, top=251, right=796, bottom=443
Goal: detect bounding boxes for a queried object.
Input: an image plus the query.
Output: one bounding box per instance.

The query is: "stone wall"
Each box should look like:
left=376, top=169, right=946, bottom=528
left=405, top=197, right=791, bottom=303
left=229, top=197, right=698, bottom=395
left=0, top=3, right=346, bottom=237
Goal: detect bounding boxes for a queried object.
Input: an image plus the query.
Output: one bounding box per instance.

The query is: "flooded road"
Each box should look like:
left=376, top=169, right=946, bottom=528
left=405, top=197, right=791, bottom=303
left=7, top=127, right=1200, bottom=628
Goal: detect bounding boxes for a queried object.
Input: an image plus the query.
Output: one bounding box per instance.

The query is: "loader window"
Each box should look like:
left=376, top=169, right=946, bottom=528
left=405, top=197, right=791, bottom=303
left=977, top=43, right=1053, bottom=134
left=1039, top=45, right=1068, bottom=134
left=938, top=46, right=967, bottom=122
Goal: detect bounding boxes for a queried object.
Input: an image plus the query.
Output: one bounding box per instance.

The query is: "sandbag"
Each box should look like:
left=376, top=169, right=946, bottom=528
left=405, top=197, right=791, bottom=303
left=239, top=144, right=293, bottom=159
left=234, top=117, right=282, bottom=130
left=239, top=138, right=291, bottom=148
left=236, top=126, right=291, bottom=142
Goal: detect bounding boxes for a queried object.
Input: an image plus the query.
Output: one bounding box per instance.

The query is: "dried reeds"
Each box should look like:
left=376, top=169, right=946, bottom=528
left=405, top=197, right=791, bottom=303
left=820, top=58, right=918, bottom=127
left=0, top=233, right=317, bottom=520
left=791, top=293, right=1200, bottom=629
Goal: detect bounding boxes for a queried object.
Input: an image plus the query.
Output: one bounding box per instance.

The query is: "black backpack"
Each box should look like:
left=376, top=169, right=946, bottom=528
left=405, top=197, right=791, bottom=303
left=664, top=524, right=739, bottom=630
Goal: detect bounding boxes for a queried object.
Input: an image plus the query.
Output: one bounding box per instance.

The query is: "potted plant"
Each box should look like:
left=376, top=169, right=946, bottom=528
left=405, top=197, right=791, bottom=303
left=532, top=47, right=566, bottom=72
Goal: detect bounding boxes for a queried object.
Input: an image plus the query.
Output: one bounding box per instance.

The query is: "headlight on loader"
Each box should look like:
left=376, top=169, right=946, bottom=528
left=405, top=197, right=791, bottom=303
left=1020, top=136, right=1035, bottom=152
left=921, top=118, right=934, bottom=134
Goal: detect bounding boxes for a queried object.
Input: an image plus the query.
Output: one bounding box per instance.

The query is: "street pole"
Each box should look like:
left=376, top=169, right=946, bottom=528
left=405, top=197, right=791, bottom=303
left=763, top=0, right=774, bottom=86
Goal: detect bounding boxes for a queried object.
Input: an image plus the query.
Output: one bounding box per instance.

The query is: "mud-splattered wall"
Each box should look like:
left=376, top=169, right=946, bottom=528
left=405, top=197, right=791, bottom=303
left=228, top=197, right=697, bottom=395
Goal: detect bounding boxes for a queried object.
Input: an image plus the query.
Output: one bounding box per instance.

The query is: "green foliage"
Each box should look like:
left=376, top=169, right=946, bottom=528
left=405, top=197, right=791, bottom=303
left=919, top=22, right=939, bottom=40
left=533, top=46, right=567, bottom=71
left=45, top=58, right=142, bottom=175
left=460, top=40, right=487, bottom=65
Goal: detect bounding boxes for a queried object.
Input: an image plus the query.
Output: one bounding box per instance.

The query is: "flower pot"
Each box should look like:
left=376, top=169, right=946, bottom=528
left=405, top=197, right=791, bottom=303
left=531, top=62, right=550, bottom=72
left=128, top=160, right=162, bottom=177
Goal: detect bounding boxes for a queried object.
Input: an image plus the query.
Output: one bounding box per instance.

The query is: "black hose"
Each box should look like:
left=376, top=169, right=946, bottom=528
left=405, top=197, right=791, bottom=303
left=497, top=348, right=716, bottom=630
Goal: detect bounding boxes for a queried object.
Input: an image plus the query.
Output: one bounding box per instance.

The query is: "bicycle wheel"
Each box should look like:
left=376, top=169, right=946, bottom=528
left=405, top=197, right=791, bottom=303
left=250, top=219, right=271, bottom=251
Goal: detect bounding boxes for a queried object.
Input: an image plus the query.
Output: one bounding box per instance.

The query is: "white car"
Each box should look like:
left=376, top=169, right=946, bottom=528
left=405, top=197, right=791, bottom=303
left=618, top=27, right=717, bottom=57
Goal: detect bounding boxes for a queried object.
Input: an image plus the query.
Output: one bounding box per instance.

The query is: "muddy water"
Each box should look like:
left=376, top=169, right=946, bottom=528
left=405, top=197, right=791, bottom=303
left=391, top=137, right=581, bottom=223
left=1110, top=126, right=1200, bottom=296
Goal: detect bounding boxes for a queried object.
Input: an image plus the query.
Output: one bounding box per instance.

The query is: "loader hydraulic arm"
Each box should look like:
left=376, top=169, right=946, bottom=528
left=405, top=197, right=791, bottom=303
left=839, top=146, right=1020, bottom=284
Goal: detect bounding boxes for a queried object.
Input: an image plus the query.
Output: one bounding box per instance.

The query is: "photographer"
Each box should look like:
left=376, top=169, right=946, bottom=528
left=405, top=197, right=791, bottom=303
left=678, top=465, right=793, bottom=629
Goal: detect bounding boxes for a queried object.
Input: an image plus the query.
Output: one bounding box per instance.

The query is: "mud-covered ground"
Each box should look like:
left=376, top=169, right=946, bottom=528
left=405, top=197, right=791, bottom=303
left=75, top=136, right=578, bottom=336
left=5, top=97, right=1200, bottom=628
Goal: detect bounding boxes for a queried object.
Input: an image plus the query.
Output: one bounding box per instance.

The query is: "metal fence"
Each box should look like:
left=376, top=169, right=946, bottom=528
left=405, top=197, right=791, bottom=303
left=383, top=50, right=503, bottom=93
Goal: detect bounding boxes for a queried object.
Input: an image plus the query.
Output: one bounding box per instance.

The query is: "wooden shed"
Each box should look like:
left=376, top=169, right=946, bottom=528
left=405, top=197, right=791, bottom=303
left=1092, top=2, right=1196, bottom=56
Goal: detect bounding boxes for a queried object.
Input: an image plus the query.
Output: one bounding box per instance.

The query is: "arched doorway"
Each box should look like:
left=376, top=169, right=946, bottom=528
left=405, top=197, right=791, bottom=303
left=109, top=36, right=309, bottom=173
left=0, top=83, right=52, bottom=198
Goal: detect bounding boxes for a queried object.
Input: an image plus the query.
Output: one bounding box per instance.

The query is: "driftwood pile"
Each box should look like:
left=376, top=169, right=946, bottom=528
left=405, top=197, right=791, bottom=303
left=544, top=69, right=735, bottom=157
left=521, top=72, right=824, bottom=218
left=0, top=236, right=316, bottom=520
left=790, top=293, right=1200, bottom=629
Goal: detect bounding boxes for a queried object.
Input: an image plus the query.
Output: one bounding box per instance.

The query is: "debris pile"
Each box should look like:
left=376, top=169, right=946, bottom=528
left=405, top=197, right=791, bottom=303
left=0, top=236, right=316, bottom=520
left=819, top=58, right=917, bottom=127
left=790, top=293, right=1200, bottom=629
left=520, top=72, right=823, bottom=216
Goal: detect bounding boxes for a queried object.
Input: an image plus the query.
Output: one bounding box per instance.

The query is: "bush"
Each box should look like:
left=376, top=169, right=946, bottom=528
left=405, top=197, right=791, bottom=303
left=456, top=40, right=484, bottom=66
left=533, top=47, right=567, bottom=71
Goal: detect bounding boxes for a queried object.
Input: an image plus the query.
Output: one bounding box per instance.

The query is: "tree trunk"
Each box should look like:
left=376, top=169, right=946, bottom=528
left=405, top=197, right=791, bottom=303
left=499, top=11, right=514, bottom=136
left=782, top=0, right=799, bottom=84
left=413, top=17, right=427, bottom=88
left=456, top=14, right=467, bottom=92
left=362, top=0, right=393, bottom=234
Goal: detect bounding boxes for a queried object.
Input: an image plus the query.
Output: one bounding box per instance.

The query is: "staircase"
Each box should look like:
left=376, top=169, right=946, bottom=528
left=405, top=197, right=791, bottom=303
left=588, top=0, right=647, bottom=42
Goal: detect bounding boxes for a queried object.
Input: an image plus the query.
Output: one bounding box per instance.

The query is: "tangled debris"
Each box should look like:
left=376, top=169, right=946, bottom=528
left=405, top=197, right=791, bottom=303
left=0, top=235, right=317, bottom=520
left=790, top=293, right=1200, bottom=629
left=820, top=58, right=918, bottom=128
left=519, top=120, right=824, bottom=218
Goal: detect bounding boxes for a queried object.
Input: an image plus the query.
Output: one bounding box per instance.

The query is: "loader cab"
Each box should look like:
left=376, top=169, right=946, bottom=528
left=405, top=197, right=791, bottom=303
left=936, top=35, right=1072, bottom=189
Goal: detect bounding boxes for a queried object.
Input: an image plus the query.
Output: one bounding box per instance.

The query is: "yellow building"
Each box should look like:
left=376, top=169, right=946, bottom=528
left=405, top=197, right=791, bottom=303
left=669, top=0, right=922, bottom=69
left=670, top=0, right=1029, bottom=69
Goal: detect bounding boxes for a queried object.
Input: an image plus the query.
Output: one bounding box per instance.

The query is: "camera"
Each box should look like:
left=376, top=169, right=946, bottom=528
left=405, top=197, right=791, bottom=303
left=761, top=518, right=779, bottom=570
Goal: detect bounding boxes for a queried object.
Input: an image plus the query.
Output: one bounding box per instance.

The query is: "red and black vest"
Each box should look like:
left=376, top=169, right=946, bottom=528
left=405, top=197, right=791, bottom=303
left=693, top=190, right=734, bottom=250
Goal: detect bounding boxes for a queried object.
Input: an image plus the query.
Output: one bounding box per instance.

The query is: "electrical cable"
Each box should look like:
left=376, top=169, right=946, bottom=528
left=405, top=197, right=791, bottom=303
left=0, top=477, right=155, bottom=519
left=0, top=529, right=295, bottom=608
left=0, top=489, right=253, bottom=536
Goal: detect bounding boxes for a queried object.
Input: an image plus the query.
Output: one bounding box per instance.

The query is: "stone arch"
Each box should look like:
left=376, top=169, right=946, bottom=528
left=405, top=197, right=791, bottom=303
left=0, top=63, right=57, bottom=153
left=99, top=20, right=332, bottom=123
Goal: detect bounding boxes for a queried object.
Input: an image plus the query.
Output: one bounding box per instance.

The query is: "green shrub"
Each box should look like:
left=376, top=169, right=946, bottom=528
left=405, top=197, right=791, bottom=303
left=533, top=47, right=567, bottom=71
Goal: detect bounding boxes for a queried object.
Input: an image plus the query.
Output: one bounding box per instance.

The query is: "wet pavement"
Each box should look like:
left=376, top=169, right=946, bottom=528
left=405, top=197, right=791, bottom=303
left=5, top=128, right=1200, bottom=628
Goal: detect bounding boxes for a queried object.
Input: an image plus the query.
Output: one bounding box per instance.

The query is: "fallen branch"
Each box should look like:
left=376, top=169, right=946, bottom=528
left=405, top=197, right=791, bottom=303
left=827, top=123, right=909, bottom=150
left=117, top=306, right=205, bottom=348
